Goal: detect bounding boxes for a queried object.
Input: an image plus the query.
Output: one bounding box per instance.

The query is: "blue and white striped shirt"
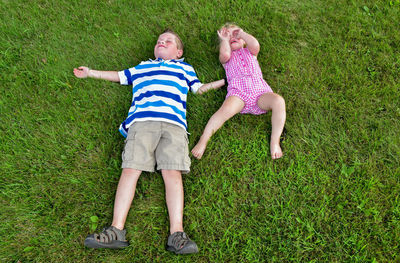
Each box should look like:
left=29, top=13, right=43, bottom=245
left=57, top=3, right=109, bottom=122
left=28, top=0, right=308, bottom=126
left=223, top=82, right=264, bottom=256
left=118, top=58, right=202, bottom=137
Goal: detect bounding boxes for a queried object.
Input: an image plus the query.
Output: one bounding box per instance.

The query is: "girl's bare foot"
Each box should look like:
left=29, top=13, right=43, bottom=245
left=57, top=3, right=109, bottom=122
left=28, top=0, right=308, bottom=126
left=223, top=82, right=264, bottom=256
left=191, top=142, right=207, bottom=159
left=270, top=142, right=283, bottom=159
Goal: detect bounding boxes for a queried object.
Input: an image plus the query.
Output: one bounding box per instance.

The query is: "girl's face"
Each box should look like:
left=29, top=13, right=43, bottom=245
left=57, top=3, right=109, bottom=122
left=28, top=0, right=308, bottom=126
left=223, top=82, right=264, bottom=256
left=227, top=27, right=245, bottom=51
left=154, top=33, right=183, bottom=60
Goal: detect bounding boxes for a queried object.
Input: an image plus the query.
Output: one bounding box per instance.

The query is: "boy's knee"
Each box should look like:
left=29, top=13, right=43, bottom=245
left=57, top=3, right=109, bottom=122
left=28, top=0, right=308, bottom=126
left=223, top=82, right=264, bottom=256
left=121, top=168, right=141, bottom=178
left=161, top=170, right=182, bottom=179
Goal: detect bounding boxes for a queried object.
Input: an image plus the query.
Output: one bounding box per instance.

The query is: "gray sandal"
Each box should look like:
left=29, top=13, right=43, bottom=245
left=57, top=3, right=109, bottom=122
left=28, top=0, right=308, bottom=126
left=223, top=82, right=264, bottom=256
left=166, top=231, right=199, bottom=254
left=84, top=226, right=129, bottom=249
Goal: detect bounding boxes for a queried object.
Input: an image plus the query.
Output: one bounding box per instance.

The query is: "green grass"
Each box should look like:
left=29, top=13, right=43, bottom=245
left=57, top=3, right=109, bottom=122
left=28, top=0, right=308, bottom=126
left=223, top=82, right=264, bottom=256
left=1, top=0, right=399, bottom=262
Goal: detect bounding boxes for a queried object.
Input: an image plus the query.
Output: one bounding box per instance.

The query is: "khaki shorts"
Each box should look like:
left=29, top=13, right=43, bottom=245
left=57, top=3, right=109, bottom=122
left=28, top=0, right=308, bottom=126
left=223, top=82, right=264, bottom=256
left=121, top=121, right=191, bottom=174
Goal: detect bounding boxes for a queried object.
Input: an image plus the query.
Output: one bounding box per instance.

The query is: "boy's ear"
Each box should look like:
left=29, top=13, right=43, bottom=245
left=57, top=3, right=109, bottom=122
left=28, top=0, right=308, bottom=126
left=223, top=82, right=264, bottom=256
left=177, top=49, right=183, bottom=58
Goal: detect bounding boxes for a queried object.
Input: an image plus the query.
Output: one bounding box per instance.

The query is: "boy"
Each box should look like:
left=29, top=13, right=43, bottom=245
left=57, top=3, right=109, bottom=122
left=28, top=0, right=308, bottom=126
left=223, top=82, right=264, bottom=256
left=73, top=29, right=225, bottom=254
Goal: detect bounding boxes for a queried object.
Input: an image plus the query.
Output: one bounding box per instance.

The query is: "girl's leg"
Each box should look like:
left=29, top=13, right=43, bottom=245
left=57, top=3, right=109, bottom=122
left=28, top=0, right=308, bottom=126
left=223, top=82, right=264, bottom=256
left=191, top=96, right=245, bottom=159
left=256, top=93, right=286, bottom=159
left=111, top=168, right=142, bottom=230
left=162, top=169, right=184, bottom=234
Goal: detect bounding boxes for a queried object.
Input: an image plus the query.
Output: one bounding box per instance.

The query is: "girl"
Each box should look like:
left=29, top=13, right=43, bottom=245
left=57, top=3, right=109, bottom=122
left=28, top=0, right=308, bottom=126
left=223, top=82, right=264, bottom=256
left=192, top=23, right=286, bottom=160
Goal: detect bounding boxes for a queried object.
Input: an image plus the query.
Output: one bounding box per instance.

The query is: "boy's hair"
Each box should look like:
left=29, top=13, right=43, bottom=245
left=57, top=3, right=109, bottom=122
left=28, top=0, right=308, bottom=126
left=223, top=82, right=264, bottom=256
left=162, top=29, right=184, bottom=51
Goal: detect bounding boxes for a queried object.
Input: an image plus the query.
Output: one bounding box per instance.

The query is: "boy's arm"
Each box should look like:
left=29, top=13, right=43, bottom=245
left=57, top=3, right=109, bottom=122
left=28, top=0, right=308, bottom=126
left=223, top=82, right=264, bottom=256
left=234, top=29, right=260, bottom=56
left=197, top=79, right=226, bottom=94
left=73, top=66, right=120, bottom=82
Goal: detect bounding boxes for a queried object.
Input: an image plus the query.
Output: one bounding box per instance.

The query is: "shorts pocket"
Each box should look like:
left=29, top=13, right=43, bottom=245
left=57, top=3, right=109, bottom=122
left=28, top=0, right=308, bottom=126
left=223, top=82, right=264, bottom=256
left=183, top=133, right=190, bottom=160
left=122, top=130, right=136, bottom=162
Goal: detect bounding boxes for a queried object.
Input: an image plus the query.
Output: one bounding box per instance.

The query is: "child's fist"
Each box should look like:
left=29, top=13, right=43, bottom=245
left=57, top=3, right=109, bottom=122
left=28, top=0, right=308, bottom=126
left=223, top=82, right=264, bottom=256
left=231, top=28, right=243, bottom=39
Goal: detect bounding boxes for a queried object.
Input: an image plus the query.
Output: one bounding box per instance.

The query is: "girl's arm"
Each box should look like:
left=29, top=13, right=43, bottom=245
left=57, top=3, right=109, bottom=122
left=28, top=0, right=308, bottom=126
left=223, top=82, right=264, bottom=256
left=197, top=79, right=226, bottom=94
left=233, top=29, right=260, bottom=56
left=73, top=66, right=120, bottom=82
left=218, top=28, right=232, bottom=64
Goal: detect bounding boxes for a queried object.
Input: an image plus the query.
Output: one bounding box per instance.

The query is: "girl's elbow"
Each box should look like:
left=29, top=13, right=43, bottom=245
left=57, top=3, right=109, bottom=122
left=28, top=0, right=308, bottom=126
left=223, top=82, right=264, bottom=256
left=251, top=44, right=260, bottom=56
left=219, top=53, right=230, bottom=64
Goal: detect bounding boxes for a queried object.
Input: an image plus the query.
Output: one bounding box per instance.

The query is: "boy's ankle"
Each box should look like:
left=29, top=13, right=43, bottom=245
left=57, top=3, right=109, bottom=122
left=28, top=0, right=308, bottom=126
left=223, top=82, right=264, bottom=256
left=170, top=228, right=184, bottom=235
left=111, top=224, right=124, bottom=231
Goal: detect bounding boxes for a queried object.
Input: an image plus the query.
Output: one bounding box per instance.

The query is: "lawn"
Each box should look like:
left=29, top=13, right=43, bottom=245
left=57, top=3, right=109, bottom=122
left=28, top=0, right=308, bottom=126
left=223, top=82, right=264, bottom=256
left=1, top=0, right=399, bottom=262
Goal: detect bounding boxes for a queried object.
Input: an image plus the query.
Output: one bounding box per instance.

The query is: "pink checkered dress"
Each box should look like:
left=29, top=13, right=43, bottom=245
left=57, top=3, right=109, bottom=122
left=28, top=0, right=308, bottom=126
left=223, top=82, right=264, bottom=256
left=224, top=47, right=273, bottom=115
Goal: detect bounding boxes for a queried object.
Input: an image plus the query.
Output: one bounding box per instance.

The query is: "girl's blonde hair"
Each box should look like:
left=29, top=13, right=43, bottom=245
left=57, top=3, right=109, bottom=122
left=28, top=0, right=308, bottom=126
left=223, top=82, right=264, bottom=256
left=220, top=22, right=239, bottom=30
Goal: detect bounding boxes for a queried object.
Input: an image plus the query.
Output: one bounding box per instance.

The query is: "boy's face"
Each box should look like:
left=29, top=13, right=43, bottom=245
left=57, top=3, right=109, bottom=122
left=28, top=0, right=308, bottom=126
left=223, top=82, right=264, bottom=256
left=154, top=33, right=183, bottom=60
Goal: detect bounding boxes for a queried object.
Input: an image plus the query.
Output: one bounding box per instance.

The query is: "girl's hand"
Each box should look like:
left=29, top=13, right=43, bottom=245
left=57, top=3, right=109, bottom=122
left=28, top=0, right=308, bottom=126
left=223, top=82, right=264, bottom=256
left=231, top=27, right=244, bottom=39
left=73, top=66, right=90, bottom=78
left=217, top=28, right=230, bottom=42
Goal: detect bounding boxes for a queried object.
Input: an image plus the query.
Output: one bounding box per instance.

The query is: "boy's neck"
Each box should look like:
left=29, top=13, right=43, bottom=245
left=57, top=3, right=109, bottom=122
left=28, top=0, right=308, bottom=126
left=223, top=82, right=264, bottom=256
left=154, top=57, right=183, bottom=61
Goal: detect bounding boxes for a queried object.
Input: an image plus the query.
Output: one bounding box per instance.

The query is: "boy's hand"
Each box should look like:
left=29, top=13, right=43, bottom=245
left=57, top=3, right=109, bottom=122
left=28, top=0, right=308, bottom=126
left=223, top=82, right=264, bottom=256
left=217, top=28, right=230, bottom=42
left=197, top=79, right=225, bottom=94
left=198, top=86, right=207, bottom=95
left=73, top=66, right=90, bottom=78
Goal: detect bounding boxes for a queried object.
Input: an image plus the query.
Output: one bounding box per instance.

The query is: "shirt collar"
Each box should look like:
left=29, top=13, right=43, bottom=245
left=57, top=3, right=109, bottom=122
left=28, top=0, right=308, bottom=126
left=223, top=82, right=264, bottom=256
left=149, top=58, right=185, bottom=62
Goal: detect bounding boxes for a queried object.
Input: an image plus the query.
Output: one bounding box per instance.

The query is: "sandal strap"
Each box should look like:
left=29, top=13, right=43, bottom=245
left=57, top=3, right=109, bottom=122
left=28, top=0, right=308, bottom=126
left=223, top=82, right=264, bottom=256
left=94, top=226, right=125, bottom=244
left=170, top=232, right=189, bottom=249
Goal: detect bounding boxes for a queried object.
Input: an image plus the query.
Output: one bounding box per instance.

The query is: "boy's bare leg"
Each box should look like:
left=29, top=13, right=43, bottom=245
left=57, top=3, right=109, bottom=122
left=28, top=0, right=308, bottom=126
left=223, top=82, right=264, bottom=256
left=111, top=168, right=142, bottom=230
left=191, top=96, right=245, bottom=159
left=162, top=170, right=199, bottom=254
left=257, top=92, right=286, bottom=159
left=161, top=169, right=184, bottom=234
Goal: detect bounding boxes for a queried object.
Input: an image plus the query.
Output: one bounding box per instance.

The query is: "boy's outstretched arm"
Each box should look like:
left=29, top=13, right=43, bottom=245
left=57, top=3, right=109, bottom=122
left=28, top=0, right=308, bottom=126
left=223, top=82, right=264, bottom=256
left=197, top=79, right=226, bottom=94
left=73, top=66, right=120, bottom=82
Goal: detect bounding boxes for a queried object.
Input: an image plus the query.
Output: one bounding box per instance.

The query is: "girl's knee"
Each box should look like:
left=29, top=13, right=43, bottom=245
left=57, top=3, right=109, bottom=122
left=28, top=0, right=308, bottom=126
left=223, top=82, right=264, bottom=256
left=273, top=94, right=285, bottom=109
left=258, top=92, right=285, bottom=111
left=214, top=106, right=238, bottom=121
